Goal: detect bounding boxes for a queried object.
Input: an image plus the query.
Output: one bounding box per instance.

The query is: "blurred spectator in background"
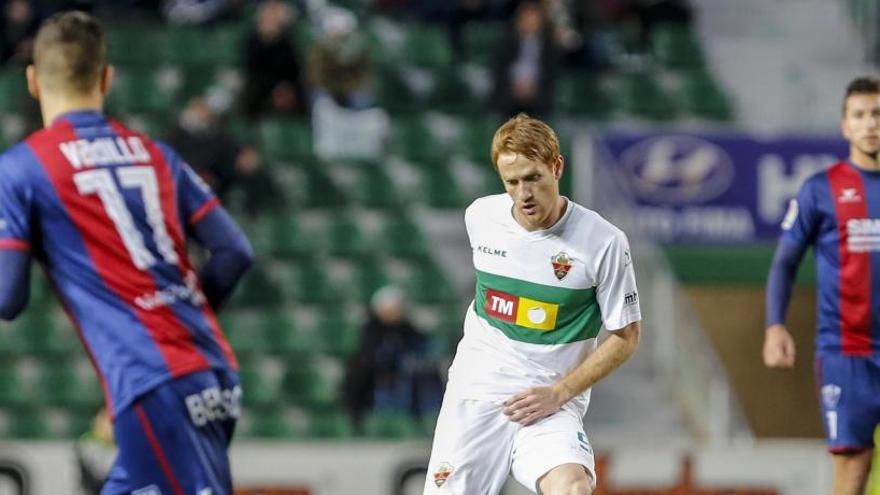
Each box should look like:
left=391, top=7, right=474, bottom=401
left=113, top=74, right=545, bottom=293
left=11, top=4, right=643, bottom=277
left=307, top=7, right=372, bottom=109
left=342, top=286, right=443, bottom=433
left=161, top=0, right=244, bottom=25
left=0, top=0, right=40, bottom=65
left=492, top=0, right=559, bottom=117
left=167, top=95, right=283, bottom=215
left=241, top=0, right=307, bottom=118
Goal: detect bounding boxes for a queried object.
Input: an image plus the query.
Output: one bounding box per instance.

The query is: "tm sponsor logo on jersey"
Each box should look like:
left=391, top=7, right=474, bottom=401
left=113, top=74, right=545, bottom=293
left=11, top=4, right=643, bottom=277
left=484, top=289, right=559, bottom=331
left=846, top=218, right=880, bottom=252
left=476, top=245, right=507, bottom=257
left=59, top=136, right=151, bottom=169
left=617, top=135, right=735, bottom=204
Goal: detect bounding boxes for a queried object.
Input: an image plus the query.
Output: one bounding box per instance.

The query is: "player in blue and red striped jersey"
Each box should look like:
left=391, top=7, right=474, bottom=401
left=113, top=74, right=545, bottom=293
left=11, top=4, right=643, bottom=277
left=0, top=11, right=253, bottom=495
left=764, top=76, right=880, bottom=495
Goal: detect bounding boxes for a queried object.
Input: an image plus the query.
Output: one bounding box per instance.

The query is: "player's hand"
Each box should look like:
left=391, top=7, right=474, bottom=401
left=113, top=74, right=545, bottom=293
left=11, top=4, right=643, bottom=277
left=503, top=386, right=566, bottom=426
left=763, top=324, right=796, bottom=368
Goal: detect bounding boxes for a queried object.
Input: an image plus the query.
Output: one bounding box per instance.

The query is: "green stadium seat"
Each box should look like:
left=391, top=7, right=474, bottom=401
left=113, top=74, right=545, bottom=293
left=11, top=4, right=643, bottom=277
left=380, top=215, right=430, bottom=260
left=18, top=312, right=77, bottom=357
left=38, top=360, right=83, bottom=408
left=325, top=214, right=372, bottom=258
left=261, top=311, right=311, bottom=359
left=7, top=409, right=52, bottom=439
left=166, top=27, right=232, bottom=67
left=0, top=69, right=28, bottom=113
left=678, top=71, right=734, bottom=121
left=427, top=70, right=483, bottom=114
left=613, top=72, right=676, bottom=120
left=461, top=21, right=505, bottom=65
left=296, top=264, right=339, bottom=305
left=555, top=72, right=614, bottom=119
left=64, top=411, right=96, bottom=439
left=302, top=166, right=348, bottom=208
left=390, top=116, right=442, bottom=163
left=354, top=165, right=403, bottom=209
left=281, top=362, right=336, bottom=410
left=106, top=26, right=168, bottom=67
left=363, top=411, right=421, bottom=439
left=238, top=361, right=279, bottom=410
left=403, top=26, right=453, bottom=68
left=458, top=116, right=499, bottom=163
left=107, top=68, right=178, bottom=114
left=231, top=265, right=284, bottom=308
left=222, top=316, right=266, bottom=358
left=314, top=313, right=359, bottom=358
left=376, top=67, right=420, bottom=114
left=651, top=23, right=704, bottom=70
left=306, top=409, right=355, bottom=439
left=69, top=372, right=105, bottom=412
left=266, top=215, right=312, bottom=259
left=0, top=364, right=29, bottom=409
left=245, top=409, right=292, bottom=438
left=421, top=167, right=467, bottom=209
left=409, top=263, right=456, bottom=304
left=259, top=119, right=313, bottom=161
left=354, top=258, right=391, bottom=301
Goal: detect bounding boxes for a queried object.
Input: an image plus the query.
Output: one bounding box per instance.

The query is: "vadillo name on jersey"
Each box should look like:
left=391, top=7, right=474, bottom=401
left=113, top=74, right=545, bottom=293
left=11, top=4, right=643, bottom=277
left=59, top=136, right=151, bottom=169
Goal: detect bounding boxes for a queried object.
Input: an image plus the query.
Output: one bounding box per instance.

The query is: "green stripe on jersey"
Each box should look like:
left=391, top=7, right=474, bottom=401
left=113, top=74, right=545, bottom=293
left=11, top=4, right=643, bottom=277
left=474, top=270, right=602, bottom=345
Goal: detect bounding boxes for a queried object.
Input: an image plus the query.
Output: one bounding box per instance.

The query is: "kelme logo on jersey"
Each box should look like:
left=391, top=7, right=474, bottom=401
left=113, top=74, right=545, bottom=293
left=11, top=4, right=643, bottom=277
left=484, top=289, right=559, bottom=331
left=433, top=462, right=454, bottom=487
left=551, top=251, right=572, bottom=280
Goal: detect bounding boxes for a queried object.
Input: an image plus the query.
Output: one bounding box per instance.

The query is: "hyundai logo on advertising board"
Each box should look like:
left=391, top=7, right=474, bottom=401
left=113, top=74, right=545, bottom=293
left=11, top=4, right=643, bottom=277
left=617, top=136, right=735, bottom=205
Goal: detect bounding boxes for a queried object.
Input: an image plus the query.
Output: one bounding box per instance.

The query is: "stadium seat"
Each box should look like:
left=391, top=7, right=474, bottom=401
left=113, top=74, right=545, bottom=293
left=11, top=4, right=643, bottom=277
left=461, top=21, right=506, bottom=65
left=420, top=167, right=467, bottom=209
left=238, top=361, right=279, bottom=410
left=325, top=213, right=372, bottom=258
left=166, top=27, right=237, bottom=67
left=0, top=364, right=28, bottom=409
left=390, top=116, right=442, bottom=163
left=107, top=68, right=178, bottom=115
left=106, top=25, right=168, bottom=67
left=296, top=264, right=339, bottom=305
left=376, top=67, right=421, bottom=114
left=402, top=25, right=453, bottom=68
left=380, top=215, right=430, bottom=260
left=458, top=116, right=499, bottom=163
left=651, top=23, right=705, bottom=70
left=302, top=166, right=348, bottom=209
left=354, top=258, right=391, bottom=301
left=222, top=315, right=267, bottom=358
left=245, top=409, right=292, bottom=438
left=231, top=265, right=284, bottom=308
left=6, top=409, right=52, bottom=439
left=0, top=69, right=29, bottom=113
left=678, top=70, right=734, bottom=121
left=259, top=119, right=313, bottom=161
left=314, top=313, right=360, bottom=358
left=354, top=165, right=404, bottom=209
left=281, top=363, right=336, bottom=410
left=613, top=71, right=676, bottom=120
left=426, top=69, right=483, bottom=114
left=38, top=360, right=83, bottom=408
left=408, top=263, right=456, bottom=305
left=261, top=311, right=312, bottom=359
left=64, top=411, right=95, bottom=439
left=363, top=411, right=421, bottom=439
left=306, top=409, right=355, bottom=439
left=555, top=71, right=614, bottom=119
left=266, top=216, right=312, bottom=259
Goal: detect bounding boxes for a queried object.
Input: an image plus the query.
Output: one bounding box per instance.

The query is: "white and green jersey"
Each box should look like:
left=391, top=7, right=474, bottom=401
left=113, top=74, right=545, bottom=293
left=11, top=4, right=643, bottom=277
left=446, top=194, right=642, bottom=418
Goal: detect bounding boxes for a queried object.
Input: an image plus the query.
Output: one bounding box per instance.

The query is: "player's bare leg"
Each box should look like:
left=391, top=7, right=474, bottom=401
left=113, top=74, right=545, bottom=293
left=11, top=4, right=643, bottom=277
left=831, top=449, right=872, bottom=495
left=536, top=463, right=592, bottom=495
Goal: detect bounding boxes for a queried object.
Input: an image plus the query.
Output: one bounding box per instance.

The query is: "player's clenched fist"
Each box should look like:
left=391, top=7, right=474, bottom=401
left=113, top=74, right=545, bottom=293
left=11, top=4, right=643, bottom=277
left=503, top=386, right=566, bottom=426
left=763, top=324, right=796, bottom=368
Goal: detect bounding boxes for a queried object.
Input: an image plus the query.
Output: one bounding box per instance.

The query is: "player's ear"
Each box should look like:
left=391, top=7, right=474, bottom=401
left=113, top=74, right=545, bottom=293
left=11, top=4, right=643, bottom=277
left=553, top=155, right=564, bottom=180
left=99, top=64, right=114, bottom=97
left=25, top=65, right=39, bottom=100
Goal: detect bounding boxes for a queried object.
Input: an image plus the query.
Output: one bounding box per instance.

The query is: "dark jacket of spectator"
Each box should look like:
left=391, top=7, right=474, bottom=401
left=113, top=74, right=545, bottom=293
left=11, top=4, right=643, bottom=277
left=491, top=2, right=559, bottom=117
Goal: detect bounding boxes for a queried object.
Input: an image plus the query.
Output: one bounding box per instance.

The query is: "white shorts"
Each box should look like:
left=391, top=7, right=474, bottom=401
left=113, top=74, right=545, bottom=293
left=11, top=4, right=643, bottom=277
left=423, top=393, right=596, bottom=494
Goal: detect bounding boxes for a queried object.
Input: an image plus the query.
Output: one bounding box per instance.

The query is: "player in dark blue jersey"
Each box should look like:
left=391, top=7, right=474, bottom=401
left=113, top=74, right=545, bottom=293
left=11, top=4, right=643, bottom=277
left=765, top=77, right=880, bottom=495
left=0, top=12, right=253, bottom=494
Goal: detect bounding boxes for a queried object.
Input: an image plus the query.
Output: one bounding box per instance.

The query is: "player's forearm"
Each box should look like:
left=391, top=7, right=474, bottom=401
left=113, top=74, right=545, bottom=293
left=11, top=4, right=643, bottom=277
left=765, top=241, right=806, bottom=328
left=0, top=249, right=31, bottom=320
left=193, top=208, right=254, bottom=311
left=552, top=321, right=641, bottom=404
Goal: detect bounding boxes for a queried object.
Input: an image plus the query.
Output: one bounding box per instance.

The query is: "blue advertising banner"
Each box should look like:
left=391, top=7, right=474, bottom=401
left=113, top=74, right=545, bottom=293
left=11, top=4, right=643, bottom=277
left=594, top=132, right=849, bottom=243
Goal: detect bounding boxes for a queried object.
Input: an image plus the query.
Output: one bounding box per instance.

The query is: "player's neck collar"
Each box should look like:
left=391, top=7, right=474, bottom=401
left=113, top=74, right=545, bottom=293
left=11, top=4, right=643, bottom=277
left=51, top=109, right=105, bottom=128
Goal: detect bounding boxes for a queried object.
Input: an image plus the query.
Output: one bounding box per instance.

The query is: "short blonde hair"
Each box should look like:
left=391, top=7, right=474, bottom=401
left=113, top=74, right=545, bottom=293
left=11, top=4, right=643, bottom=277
left=490, top=113, right=561, bottom=171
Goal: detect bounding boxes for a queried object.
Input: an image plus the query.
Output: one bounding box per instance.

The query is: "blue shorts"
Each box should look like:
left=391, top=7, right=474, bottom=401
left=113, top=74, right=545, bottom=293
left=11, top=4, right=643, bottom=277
left=815, top=354, right=880, bottom=453
left=101, top=369, right=241, bottom=495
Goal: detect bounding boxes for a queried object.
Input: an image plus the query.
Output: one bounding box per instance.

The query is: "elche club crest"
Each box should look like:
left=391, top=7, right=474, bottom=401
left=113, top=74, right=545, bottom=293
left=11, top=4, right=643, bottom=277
left=433, top=462, right=454, bottom=487
left=551, top=252, right=572, bottom=281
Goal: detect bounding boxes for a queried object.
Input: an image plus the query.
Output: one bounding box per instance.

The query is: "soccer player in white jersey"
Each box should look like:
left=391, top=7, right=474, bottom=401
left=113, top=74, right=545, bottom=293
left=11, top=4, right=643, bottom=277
left=424, top=114, right=642, bottom=495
